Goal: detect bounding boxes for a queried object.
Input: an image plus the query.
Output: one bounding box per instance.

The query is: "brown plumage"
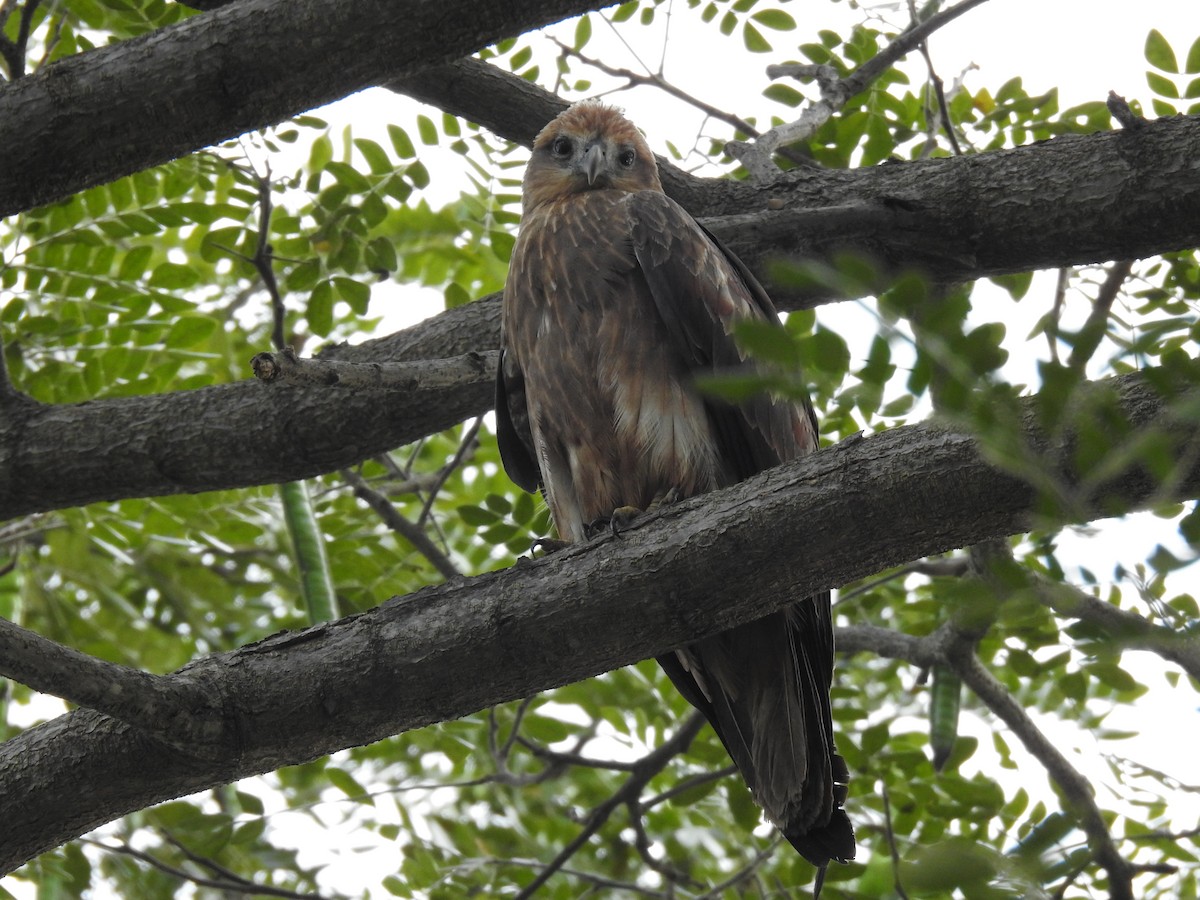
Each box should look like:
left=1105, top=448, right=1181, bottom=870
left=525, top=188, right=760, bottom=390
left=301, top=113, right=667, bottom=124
left=496, top=100, right=855, bottom=873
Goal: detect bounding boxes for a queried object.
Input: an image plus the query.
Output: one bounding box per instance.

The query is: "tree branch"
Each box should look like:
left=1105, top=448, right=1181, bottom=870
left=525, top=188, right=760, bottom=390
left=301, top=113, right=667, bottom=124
left=341, top=467, right=460, bottom=580
left=1, top=363, right=1198, bottom=873
left=0, top=0, right=616, bottom=216
left=4, top=113, right=1200, bottom=522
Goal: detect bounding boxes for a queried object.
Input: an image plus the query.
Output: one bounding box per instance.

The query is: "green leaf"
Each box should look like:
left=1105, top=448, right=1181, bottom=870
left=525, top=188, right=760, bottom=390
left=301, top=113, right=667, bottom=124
left=742, top=21, right=771, bottom=53
left=416, top=114, right=439, bottom=145
left=611, top=1, right=637, bottom=23
left=117, top=245, right=154, bottom=281
left=327, top=766, right=373, bottom=803
left=751, top=8, right=794, bottom=30
left=333, top=276, right=370, bottom=314
left=166, top=315, right=217, bottom=349
left=762, top=82, right=805, bottom=107
left=1147, top=71, right=1180, bottom=99
left=807, top=327, right=850, bottom=374
left=457, top=505, right=497, bottom=527
left=510, top=45, right=532, bottom=70
left=147, top=261, right=200, bottom=290
left=1145, top=29, right=1178, bottom=73
left=325, top=161, right=371, bottom=192
left=309, top=133, right=333, bottom=171
left=388, top=124, right=416, bottom=159
left=733, top=319, right=802, bottom=366
left=308, top=280, right=334, bottom=336
left=354, top=138, right=392, bottom=175
left=573, top=15, right=592, bottom=48
left=1187, top=35, right=1200, bottom=73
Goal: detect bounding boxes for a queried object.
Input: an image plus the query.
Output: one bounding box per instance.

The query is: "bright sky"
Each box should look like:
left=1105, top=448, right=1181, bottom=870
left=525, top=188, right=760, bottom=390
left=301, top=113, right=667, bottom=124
left=5, top=1, right=1199, bottom=897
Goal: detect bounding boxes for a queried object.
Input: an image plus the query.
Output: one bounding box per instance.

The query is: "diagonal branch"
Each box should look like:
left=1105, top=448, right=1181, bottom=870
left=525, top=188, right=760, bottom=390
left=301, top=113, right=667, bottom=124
left=0, top=0, right=616, bottom=217
left=2, top=363, right=1198, bottom=873
left=5, top=111, right=1200, bottom=522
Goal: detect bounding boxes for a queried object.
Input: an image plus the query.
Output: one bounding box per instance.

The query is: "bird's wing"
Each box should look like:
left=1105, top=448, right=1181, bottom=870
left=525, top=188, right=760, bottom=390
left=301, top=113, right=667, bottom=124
left=627, top=189, right=819, bottom=474
left=629, top=189, right=854, bottom=866
left=495, top=342, right=541, bottom=494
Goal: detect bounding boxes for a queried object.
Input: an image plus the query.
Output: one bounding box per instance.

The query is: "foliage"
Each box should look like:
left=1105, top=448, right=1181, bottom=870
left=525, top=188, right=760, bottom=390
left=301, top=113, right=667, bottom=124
left=1, top=2, right=1199, bottom=899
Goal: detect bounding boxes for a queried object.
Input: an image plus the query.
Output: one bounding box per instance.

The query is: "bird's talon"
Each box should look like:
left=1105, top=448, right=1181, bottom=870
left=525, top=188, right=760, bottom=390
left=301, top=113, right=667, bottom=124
left=608, top=505, right=642, bottom=536
left=531, top=537, right=570, bottom=555
left=647, top=486, right=682, bottom=511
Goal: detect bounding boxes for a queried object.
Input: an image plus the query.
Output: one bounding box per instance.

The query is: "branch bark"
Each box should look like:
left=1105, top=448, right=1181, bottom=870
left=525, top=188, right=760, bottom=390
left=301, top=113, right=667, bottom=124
left=0, top=0, right=615, bottom=217
left=3, top=113, right=1200, bottom=522
left=1, top=364, right=1197, bottom=874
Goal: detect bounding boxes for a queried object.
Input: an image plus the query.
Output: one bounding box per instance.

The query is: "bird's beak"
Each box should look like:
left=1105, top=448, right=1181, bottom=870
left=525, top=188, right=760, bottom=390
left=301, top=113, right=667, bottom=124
left=582, top=141, right=606, bottom=186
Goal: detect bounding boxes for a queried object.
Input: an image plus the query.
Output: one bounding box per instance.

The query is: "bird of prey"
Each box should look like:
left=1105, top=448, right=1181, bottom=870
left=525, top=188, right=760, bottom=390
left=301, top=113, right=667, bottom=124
left=495, top=100, right=855, bottom=875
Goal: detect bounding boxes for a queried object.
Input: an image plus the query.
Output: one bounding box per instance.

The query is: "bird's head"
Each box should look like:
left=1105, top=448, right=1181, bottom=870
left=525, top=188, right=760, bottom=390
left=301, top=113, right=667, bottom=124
left=522, top=100, right=663, bottom=212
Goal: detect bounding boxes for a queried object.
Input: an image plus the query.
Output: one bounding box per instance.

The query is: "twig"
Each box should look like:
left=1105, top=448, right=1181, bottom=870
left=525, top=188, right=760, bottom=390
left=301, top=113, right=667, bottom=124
left=551, top=37, right=815, bottom=169
left=1027, top=567, right=1200, bottom=682
left=880, top=783, right=911, bottom=899
left=467, top=857, right=667, bottom=897
left=907, top=0, right=962, bottom=157
left=250, top=166, right=287, bottom=352
left=251, top=346, right=496, bottom=393
left=340, top=468, right=460, bottom=580
left=0, top=0, right=40, bottom=79
left=1047, top=267, right=1071, bottom=364
left=80, top=838, right=327, bottom=899
left=417, top=417, right=483, bottom=527
left=835, top=556, right=970, bottom=607
left=1067, top=260, right=1133, bottom=372
left=515, top=735, right=642, bottom=772
left=641, top=764, right=737, bottom=810
left=691, top=838, right=780, bottom=899
left=512, top=712, right=706, bottom=900
left=728, top=0, right=992, bottom=176
left=626, top=799, right=701, bottom=887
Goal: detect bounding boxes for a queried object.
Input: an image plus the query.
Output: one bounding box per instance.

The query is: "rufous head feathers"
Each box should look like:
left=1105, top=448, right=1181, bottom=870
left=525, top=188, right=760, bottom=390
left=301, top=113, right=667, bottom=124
left=522, top=100, right=663, bottom=212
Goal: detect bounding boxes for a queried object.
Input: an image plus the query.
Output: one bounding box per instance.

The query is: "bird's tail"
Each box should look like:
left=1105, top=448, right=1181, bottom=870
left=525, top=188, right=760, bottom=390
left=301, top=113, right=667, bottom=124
left=658, top=591, right=855, bottom=871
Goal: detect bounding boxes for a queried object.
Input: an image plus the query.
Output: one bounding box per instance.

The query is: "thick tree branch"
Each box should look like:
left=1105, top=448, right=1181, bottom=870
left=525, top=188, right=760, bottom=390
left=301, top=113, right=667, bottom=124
left=0, top=0, right=616, bottom=216
left=4, top=113, right=1200, bottom=521
left=1, top=364, right=1198, bottom=873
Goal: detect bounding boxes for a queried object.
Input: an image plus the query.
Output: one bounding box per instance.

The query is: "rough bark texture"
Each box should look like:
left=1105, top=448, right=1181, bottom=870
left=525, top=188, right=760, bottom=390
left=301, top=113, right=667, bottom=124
left=1, top=366, right=1196, bottom=874
left=0, top=358, right=495, bottom=520
left=0, top=0, right=614, bottom=217
left=3, top=114, right=1199, bottom=521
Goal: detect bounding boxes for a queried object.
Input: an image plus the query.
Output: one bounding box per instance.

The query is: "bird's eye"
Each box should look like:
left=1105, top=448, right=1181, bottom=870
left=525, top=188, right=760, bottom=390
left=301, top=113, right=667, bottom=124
left=617, top=148, right=636, bottom=168
left=551, top=136, right=573, bottom=158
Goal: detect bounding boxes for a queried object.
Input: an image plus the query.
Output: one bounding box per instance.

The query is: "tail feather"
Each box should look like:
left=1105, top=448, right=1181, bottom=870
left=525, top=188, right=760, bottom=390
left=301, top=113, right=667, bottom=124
left=657, top=590, right=855, bottom=869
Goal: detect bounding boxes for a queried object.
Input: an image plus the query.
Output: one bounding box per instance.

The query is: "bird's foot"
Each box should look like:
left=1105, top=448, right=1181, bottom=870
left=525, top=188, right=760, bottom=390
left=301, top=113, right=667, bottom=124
left=585, top=488, right=682, bottom=538
left=584, top=506, right=641, bottom=539
left=647, top=486, right=682, bottom=511
left=530, top=537, right=571, bottom=555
